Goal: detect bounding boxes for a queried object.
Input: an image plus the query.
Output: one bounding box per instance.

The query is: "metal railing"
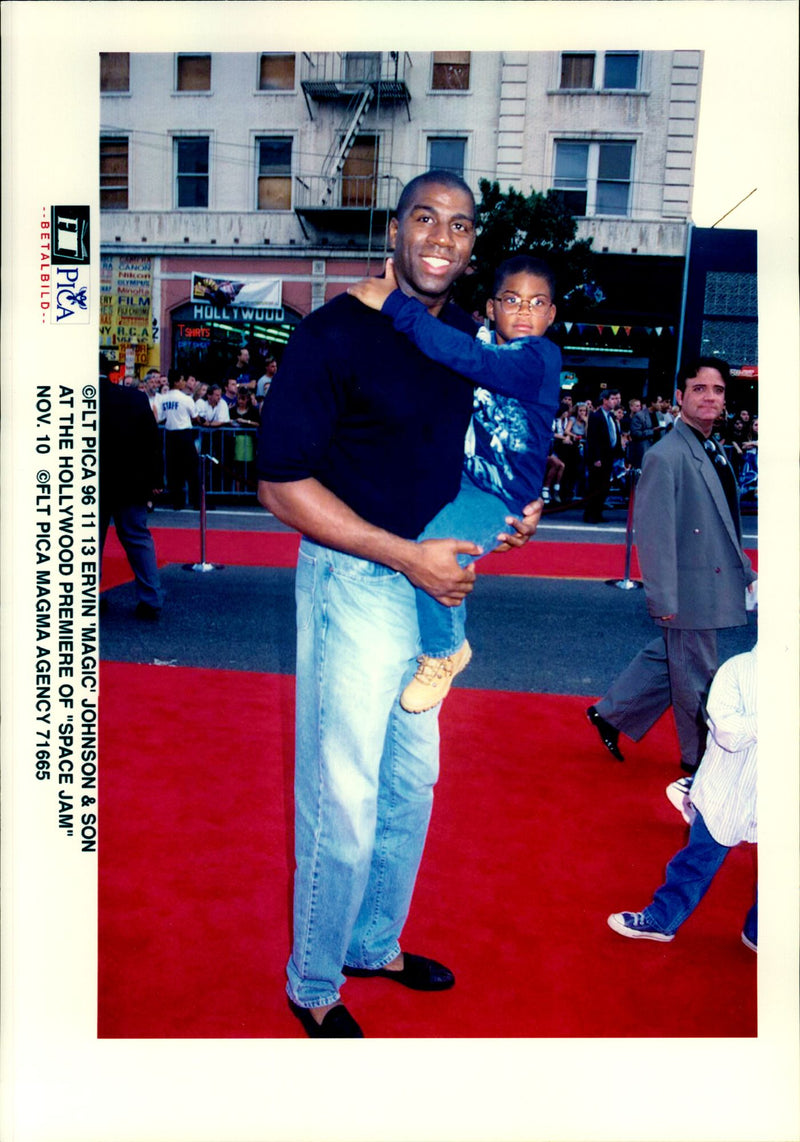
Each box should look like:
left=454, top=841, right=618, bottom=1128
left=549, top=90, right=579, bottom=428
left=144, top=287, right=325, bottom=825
left=294, top=172, right=402, bottom=211
left=300, top=51, right=411, bottom=89
left=156, top=429, right=760, bottom=510
left=159, top=426, right=260, bottom=502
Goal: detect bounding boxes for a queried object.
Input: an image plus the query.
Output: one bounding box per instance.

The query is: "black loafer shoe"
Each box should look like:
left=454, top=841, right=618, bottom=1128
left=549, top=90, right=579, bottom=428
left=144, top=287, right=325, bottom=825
left=343, top=952, right=455, bottom=991
left=288, top=998, right=364, bottom=1038
left=587, top=705, right=624, bottom=761
left=134, top=601, right=161, bottom=622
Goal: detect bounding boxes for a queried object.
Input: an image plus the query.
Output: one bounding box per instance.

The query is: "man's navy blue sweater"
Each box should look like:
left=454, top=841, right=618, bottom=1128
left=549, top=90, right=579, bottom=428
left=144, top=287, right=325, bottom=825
left=257, top=293, right=477, bottom=540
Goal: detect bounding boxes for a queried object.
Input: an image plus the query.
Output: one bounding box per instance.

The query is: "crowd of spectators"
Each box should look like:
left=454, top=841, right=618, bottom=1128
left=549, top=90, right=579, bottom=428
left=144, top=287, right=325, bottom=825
left=111, top=343, right=279, bottom=418
left=101, top=344, right=278, bottom=505
left=542, top=389, right=758, bottom=509
left=104, top=352, right=757, bottom=512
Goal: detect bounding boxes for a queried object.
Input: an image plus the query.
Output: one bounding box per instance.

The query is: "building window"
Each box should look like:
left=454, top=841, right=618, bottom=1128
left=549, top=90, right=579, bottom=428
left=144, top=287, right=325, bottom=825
left=603, top=52, right=640, bottom=89
left=343, top=53, right=381, bottom=82
left=176, top=54, right=211, bottom=92
left=100, top=52, right=130, bottom=92
left=428, top=137, right=467, bottom=179
left=553, top=143, right=590, bottom=213
left=100, top=136, right=129, bottom=209
left=559, top=51, right=640, bottom=90
left=560, top=53, right=594, bottom=89
left=259, top=53, right=295, bottom=91
left=175, top=137, right=209, bottom=208
left=257, top=137, right=292, bottom=210
left=431, top=52, right=470, bottom=91
left=595, top=143, right=634, bottom=213
left=553, top=141, right=634, bottom=217
left=341, top=136, right=379, bottom=208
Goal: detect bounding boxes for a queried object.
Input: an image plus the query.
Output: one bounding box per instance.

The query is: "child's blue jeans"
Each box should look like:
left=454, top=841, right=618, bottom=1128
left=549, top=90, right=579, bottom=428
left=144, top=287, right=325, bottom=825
left=415, top=471, right=513, bottom=658
left=644, top=808, right=757, bottom=943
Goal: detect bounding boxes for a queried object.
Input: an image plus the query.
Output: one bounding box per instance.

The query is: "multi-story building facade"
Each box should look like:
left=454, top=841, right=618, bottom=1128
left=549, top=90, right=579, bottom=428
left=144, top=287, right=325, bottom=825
left=100, top=49, right=703, bottom=393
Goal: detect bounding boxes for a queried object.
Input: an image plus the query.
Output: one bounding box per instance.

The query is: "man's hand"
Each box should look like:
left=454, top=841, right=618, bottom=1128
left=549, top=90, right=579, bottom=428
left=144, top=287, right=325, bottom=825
left=402, top=538, right=482, bottom=606
left=494, top=498, right=543, bottom=552
left=347, top=258, right=397, bottom=312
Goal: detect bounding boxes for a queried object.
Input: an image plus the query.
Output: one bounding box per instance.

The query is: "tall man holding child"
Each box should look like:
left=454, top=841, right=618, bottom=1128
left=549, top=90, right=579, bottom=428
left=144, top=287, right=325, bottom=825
left=257, top=171, right=544, bottom=1037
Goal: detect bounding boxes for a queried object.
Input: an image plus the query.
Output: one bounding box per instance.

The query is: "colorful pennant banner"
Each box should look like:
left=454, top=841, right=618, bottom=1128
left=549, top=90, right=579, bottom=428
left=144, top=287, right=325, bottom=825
left=554, top=322, right=675, bottom=337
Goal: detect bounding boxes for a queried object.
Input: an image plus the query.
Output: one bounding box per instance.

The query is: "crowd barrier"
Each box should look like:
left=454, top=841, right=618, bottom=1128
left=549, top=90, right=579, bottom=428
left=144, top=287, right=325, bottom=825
left=156, top=427, right=758, bottom=508
left=159, top=425, right=260, bottom=502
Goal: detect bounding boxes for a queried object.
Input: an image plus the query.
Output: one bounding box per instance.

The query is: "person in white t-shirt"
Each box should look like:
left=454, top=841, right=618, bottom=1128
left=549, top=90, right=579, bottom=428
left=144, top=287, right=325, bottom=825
left=196, top=384, right=233, bottom=494
left=200, top=385, right=230, bottom=426
left=191, top=382, right=211, bottom=422
left=155, top=371, right=200, bottom=510
left=256, top=356, right=278, bottom=400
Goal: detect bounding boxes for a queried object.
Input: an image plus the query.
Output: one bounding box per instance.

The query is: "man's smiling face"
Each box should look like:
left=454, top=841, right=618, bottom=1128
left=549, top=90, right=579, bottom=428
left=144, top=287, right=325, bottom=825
left=388, top=182, right=475, bottom=316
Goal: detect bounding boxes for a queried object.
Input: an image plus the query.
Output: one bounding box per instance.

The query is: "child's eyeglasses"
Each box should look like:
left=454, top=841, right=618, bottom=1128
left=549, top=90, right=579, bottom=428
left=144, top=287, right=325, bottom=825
left=493, top=294, right=552, bottom=314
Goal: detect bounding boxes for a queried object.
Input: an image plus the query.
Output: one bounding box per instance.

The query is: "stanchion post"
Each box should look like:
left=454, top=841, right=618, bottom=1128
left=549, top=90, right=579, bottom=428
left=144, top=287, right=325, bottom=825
left=183, top=446, right=225, bottom=574
left=606, top=466, right=643, bottom=591
left=198, top=450, right=208, bottom=566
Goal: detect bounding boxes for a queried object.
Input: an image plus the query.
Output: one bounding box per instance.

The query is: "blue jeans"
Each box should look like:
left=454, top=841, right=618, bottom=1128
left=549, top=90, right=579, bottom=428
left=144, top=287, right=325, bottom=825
left=415, top=473, right=512, bottom=657
left=644, top=809, right=757, bottom=939
left=287, top=539, right=441, bottom=1009
left=99, top=502, right=163, bottom=609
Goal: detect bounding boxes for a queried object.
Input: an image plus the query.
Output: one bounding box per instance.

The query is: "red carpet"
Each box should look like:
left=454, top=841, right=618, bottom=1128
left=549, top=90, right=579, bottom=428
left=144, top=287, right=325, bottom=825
left=98, top=660, right=757, bottom=1039
left=100, top=525, right=757, bottom=591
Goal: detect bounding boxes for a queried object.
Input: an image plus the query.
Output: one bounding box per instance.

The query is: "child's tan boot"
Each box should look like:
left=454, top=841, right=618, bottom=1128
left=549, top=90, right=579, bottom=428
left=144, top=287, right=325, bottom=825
left=400, top=641, right=472, bottom=714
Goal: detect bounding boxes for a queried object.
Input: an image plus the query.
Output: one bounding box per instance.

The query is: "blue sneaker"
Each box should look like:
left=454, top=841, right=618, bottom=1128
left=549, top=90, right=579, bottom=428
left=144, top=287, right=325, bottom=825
left=608, top=911, right=675, bottom=942
left=741, top=930, right=757, bottom=953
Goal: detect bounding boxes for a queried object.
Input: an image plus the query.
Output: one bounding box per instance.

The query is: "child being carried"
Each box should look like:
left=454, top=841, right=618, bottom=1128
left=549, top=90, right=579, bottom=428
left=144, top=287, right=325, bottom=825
left=348, top=254, right=562, bottom=713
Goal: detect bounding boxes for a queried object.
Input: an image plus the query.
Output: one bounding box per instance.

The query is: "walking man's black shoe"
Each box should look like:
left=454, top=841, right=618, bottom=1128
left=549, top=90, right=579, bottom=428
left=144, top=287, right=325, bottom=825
left=288, top=999, right=364, bottom=1038
left=587, top=705, right=624, bottom=761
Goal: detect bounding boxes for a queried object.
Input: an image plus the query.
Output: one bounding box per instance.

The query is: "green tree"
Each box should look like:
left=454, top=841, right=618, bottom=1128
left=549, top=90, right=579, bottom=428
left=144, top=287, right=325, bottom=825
left=454, top=179, right=602, bottom=317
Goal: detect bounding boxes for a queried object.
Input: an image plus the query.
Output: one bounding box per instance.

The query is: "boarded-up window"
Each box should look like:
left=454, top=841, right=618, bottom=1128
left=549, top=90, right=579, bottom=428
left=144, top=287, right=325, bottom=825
left=100, top=53, right=130, bottom=92
left=177, top=55, right=211, bottom=92
left=343, top=53, right=381, bottom=82
left=259, top=54, right=295, bottom=91
left=257, top=137, right=292, bottom=210
left=560, top=53, right=595, bottom=89
left=341, top=136, right=378, bottom=208
left=100, top=136, right=129, bottom=210
left=432, top=52, right=470, bottom=91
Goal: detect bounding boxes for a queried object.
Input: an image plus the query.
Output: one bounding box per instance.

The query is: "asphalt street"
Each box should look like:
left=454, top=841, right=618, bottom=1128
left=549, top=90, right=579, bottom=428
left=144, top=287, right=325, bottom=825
left=145, top=500, right=760, bottom=547
left=100, top=502, right=758, bottom=697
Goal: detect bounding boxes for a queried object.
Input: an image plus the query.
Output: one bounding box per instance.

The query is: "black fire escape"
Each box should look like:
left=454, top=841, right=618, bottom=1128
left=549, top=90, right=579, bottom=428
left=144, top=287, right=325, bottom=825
left=294, top=52, right=411, bottom=239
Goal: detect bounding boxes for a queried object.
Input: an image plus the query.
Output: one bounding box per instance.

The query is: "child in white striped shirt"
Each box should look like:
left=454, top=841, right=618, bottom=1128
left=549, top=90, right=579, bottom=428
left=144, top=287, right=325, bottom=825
left=607, top=646, right=757, bottom=950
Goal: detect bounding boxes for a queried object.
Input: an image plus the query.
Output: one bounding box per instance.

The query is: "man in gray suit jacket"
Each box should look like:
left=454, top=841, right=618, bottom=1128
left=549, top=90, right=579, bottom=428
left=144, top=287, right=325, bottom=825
left=628, top=397, right=662, bottom=470
left=587, top=358, right=756, bottom=774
